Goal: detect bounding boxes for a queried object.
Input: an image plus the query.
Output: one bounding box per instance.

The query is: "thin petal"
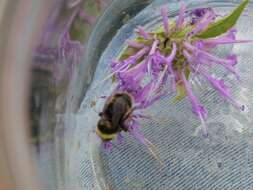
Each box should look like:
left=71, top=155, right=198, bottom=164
left=135, top=26, right=151, bottom=40
left=184, top=42, right=240, bottom=79
left=197, top=28, right=253, bottom=48
left=116, top=133, right=124, bottom=144
left=188, top=11, right=215, bottom=36
left=161, top=5, right=169, bottom=35
left=181, top=71, right=207, bottom=118
left=149, top=40, right=159, bottom=55
left=189, top=8, right=215, bottom=25
left=126, top=40, right=145, bottom=48
left=142, top=91, right=166, bottom=109
left=102, top=141, right=113, bottom=152
left=176, top=3, right=186, bottom=29
left=198, top=68, right=243, bottom=110
left=111, top=47, right=149, bottom=71
left=165, top=42, right=177, bottom=91
left=125, top=120, right=146, bottom=145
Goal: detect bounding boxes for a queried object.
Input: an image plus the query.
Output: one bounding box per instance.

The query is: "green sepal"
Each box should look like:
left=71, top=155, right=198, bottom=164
left=173, top=82, right=186, bottom=103
left=173, top=66, right=191, bottom=103
left=194, top=0, right=249, bottom=39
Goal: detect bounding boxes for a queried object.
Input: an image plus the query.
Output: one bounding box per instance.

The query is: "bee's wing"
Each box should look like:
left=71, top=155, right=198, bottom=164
left=111, top=101, right=126, bottom=129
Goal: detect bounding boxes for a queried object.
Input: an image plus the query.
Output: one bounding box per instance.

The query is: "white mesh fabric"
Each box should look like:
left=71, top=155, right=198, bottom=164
left=65, top=1, right=253, bottom=189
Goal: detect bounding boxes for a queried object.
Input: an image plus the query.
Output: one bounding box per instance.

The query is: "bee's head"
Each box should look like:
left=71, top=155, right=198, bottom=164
left=96, top=118, right=116, bottom=141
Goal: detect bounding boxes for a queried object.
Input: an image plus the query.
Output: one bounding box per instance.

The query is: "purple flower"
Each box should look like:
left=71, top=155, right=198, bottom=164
left=137, top=91, right=166, bottom=110
left=116, top=77, right=142, bottom=101
left=189, top=8, right=215, bottom=25
left=125, top=119, right=146, bottom=145
left=195, top=28, right=253, bottom=48
left=102, top=141, right=113, bottom=152
left=34, top=0, right=110, bottom=81
left=199, top=68, right=243, bottom=110
left=116, top=133, right=124, bottom=144
left=58, top=31, right=84, bottom=63
left=181, top=71, right=208, bottom=137
left=188, top=10, right=216, bottom=36
left=181, top=71, right=207, bottom=118
left=164, top=42, right=177, bottom=91
left=161, top=6, right=169, bottom=35
left=99, top=3, right=252, bottom=149
left=183, top=41, right=240, bottom=79
left=126, top=40, right=145, bottom=48
left=111, top=47, right=149, bottom=71
left=56, top=31, right=84, bottom=80
left=135, top=26, right=151, bottom=40
left=34, top=46, right=58, bottom=63
left=176, top=3, right=186, bottom=29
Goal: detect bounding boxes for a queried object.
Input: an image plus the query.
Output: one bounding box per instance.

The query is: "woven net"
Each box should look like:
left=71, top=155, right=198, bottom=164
left=52, top=1, right=253, bottom=189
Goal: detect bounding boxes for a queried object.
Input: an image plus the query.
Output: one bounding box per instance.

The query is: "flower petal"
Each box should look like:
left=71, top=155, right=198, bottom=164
left=126, top=120, right=146, bottom=145
left=176, top=3, right=186, bottom=29
left=165, top=42, right=177, bottom=91
left=116, top=133, right=124, bottom=144
left=102, top=141, right=113, bottom=152
left=111, top=47, right=149, bottom=71
left=184, top=42, right=240, bottom=79
left=135, top=26, right=151, bottom=40
left=199, top=68, right=243, bottom=110
left=181, top=71, right=207, bottom=118
left=196, top=28, right=253, bottom=48
left=126, top=40, right=145, bottom=48
left=188, top=10, right=216, bottom=36
left=161, top=6, right=169, bottom=35
left=189, top=8, right=215, bottom=25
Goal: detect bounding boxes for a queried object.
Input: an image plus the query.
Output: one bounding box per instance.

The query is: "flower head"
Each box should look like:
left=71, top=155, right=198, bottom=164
left=99, top=1, right=252, bottom=150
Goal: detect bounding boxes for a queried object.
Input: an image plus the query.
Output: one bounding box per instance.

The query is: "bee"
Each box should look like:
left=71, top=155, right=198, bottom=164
left=96, top=92, right=133, bottom=142
left=95, top=92, right=164, bottom=167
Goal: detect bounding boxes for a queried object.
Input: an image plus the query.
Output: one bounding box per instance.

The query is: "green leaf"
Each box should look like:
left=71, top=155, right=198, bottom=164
left=194, top=0, right=249, bottom=39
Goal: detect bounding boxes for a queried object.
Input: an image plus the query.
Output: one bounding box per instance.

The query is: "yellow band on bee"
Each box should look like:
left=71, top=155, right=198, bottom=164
left=95, top=128, right=116, bottom=140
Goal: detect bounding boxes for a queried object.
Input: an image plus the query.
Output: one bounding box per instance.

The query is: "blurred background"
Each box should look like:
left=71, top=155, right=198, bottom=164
left=0, top=0, right=112, bottom=189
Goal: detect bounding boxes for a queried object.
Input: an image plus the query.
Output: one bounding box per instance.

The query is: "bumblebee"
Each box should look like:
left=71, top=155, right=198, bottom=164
left=95, top=92, right=164, bottom=166
left=96, top=92, right=133, bottom=141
